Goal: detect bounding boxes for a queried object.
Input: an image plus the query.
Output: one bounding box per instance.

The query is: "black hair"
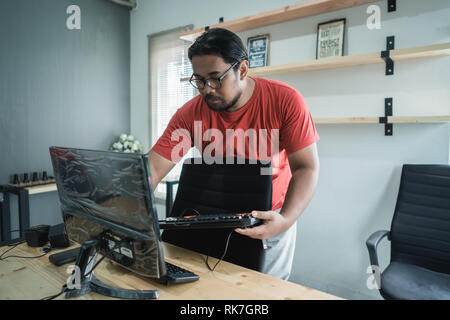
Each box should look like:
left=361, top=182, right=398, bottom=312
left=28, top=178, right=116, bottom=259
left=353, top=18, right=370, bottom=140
left=188, top=28, right=248, bottom=69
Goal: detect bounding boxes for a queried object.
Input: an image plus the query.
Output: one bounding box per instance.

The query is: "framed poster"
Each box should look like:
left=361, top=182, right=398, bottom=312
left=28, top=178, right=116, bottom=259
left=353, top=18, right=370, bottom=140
left=316, top=18, right=346, bottom=60
left=247, top=34, right=270, bottom=68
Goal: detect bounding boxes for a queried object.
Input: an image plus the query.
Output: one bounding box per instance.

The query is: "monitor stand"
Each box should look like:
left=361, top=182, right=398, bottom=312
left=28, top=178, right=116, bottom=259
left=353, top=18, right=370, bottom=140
left=65, top=238, right=159, bottom=299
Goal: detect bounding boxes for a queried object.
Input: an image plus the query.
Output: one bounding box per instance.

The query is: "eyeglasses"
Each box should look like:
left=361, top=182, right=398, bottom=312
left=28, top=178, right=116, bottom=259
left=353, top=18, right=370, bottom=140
left=189, top=61, right=239, bottom=90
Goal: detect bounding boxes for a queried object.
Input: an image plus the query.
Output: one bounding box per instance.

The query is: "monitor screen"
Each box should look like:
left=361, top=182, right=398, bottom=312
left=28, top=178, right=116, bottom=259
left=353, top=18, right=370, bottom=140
left=49, top=146, right=165, bottom=278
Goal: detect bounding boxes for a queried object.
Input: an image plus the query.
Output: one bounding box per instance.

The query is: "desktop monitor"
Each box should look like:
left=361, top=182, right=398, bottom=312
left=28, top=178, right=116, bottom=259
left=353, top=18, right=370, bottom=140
left=49, top=146, right=166, bottom=280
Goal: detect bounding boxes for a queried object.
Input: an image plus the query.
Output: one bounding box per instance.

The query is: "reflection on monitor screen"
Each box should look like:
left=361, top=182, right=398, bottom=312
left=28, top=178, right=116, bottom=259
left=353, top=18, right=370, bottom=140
left=50, top=146, right=165, bottom=279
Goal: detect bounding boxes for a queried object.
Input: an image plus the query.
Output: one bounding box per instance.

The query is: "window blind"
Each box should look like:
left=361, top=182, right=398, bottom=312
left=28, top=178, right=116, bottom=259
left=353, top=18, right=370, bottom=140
left=149, top=26, right=196, bottom=191
left=149, top=26, right=195, bottom=147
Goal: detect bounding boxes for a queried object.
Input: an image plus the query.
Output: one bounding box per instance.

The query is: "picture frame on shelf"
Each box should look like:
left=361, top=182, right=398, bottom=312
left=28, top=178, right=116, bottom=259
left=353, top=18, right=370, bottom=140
left=247, top=34, right=270, bottom=68
left=316, top=18, right=346, bottom=60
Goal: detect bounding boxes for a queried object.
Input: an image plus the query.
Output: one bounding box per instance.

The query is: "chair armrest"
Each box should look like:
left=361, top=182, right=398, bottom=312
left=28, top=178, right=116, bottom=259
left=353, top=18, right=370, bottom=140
left=366, top=230, right=390, bottom=271
left=165, top=180, right=179, bottom=217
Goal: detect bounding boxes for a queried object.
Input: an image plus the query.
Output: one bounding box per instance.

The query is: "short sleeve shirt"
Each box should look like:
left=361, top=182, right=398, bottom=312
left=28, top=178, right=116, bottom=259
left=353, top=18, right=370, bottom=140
left=152, top=76, right=319, bottom=210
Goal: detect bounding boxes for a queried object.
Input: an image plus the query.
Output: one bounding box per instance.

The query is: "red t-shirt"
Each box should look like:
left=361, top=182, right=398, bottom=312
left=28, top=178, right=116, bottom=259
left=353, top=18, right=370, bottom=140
left=152, top=76, right=319, bottom=210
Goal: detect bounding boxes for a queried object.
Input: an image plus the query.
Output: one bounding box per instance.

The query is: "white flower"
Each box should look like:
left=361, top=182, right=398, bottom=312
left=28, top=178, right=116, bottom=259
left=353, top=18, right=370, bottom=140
left=111, top=134, right=143, bottom=153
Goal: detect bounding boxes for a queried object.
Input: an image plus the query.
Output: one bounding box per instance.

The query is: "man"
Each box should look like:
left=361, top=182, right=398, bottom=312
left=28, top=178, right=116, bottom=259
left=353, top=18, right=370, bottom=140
left=148, top=28, right=319, bottom=280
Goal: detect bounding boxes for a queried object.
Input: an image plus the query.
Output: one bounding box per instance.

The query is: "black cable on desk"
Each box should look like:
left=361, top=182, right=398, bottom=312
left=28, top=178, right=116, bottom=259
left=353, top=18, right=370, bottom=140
left=41, top=284, right=68, bottom=300
left=205, top=229, right=234, bottom=272
left=0, top=244, right=51, bottom=261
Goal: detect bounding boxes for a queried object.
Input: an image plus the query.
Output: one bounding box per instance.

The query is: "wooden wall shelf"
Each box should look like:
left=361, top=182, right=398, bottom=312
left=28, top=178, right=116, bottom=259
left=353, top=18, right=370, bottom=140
left=179, top=0, right=379, bottom=42
left=179, top=43, right=450, bottom=81
left=25, top=183, right=58, bottom=195
left=314, top=115, right=450, bottom=124
left=248, top=42, right=450, bottom=77
left=176, top=0, right=449, bottom=136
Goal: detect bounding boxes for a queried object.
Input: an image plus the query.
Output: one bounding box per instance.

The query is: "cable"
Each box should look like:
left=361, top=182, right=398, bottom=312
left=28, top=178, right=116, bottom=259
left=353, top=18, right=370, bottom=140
left=83, top=239, right=128, bottom=278
left=7, top=239, right=26, bottom=246
left=40, top=238, right=128, bottom=300
left=0, top=244, right=51, bottom=261
left=41, top=284, right=68, bottom=300
left=0, top=244, right=19, bottom=260
left=205, top=229, right=234, bottom=272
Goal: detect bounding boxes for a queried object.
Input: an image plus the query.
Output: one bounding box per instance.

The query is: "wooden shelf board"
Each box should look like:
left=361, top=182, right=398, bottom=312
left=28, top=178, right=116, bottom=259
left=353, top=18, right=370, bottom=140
left=391, top=42, right=450, bottom=61
left=248, top=42, right=450, bottom=77
left=179, top=0, right=379, bottom=42
left=180, top=43, right=450, bottom=81
left=249, top=52, right=380, bottom=76
left=314, top=115, right=450, bottom=124
left=388, top=116, right=450, bottom=123
left=25, top=183, right=58, bottom=195
left=314, top=117, right=379, bottom=124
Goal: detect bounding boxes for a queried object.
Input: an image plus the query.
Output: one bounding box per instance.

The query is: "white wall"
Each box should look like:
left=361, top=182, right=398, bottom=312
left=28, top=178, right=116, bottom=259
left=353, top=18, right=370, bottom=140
left=130, top=0, right=450, bottom=299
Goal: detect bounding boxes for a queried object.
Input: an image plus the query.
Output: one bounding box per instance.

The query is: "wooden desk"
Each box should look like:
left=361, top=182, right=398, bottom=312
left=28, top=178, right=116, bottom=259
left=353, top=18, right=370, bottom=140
left=0, top=242, right=341, bottom=300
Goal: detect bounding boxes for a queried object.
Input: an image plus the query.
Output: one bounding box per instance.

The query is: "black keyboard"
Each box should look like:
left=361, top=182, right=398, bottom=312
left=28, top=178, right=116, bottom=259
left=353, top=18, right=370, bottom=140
left=164, top=261, right=199, bottom=284
left=158, top=213, right=262, bottom=230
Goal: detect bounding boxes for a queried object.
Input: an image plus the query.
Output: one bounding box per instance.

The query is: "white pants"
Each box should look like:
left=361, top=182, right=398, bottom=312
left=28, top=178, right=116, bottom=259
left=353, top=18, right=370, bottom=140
left=261, top=221, right=297, bottom=281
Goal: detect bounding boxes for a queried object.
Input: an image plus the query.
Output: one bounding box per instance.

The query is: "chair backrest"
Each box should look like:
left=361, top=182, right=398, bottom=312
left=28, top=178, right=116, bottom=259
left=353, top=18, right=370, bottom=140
left=390, top=164, right=450, bottom=274
left=162, top=158, right=272, bottom=271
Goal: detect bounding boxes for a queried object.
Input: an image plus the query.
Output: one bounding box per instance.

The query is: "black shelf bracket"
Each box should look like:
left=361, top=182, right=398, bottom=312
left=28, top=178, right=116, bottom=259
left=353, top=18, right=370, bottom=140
left=388, top=0, right=396, bottom=12
left=379, top=98, right=393, bottom=136
left=381, top=36, right=395, bottom=75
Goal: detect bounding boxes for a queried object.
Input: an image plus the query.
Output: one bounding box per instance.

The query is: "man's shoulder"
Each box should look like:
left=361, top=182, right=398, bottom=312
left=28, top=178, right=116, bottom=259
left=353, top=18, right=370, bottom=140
left=176, top=94, right=205, bottom=115
left=254, top=77, right=299, bottom=97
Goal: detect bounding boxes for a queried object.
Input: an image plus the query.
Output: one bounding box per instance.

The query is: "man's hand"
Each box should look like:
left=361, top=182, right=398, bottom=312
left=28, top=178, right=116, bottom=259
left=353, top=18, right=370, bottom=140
left=234, top=210, right=290, bottom=240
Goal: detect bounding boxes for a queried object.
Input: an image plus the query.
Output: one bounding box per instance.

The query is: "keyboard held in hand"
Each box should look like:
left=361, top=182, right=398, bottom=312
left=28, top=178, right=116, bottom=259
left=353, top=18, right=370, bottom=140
left=158, top=213, right=262, bottom=230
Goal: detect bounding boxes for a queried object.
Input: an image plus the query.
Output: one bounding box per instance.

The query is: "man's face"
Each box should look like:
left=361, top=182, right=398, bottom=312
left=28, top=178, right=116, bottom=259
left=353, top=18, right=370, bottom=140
left=191, top=54, right=242, bottom=112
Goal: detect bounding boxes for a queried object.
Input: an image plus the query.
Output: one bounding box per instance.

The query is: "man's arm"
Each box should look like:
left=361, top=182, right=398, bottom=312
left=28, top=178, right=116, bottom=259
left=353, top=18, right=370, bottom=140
left=281, top=142, right=320, bottom=226
left=148, top=149, right=176, bottom=190
left=235, top=143, right=319, bottom=239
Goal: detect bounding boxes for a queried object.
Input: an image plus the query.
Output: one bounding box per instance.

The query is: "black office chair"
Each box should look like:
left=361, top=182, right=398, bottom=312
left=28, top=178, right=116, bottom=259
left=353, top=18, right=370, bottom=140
left=162, top=157, right=272, bottom=272
left=366, top=164, right=450, bottom=300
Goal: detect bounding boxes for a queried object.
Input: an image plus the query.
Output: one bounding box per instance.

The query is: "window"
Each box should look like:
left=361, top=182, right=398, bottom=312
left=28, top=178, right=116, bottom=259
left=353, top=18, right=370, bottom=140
left=149, top=25, right=196, bottom=194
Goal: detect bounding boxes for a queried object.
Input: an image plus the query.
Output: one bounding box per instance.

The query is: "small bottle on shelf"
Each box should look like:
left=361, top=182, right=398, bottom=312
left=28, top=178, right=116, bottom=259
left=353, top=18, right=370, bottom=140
left=13, top=174, right=20, bottom=186
left=23, top=173, right=31, bottom=187
left=31, top=172, right=39, bottom=185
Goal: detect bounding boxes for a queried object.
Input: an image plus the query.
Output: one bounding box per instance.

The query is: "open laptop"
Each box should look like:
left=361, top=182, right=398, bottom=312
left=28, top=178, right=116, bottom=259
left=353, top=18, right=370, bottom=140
left=49, top=146, right=199, bottom=285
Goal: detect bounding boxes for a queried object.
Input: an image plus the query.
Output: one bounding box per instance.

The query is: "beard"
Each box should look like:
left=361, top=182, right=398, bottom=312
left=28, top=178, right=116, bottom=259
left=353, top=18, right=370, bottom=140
left=204, top=90, right=242, bottom=112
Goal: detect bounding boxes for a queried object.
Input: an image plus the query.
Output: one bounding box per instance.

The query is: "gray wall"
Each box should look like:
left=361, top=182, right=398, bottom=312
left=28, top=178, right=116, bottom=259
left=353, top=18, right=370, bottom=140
left=0, top=0, right=130, bottom=237
left=130, top=0, right=450, bottom=299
